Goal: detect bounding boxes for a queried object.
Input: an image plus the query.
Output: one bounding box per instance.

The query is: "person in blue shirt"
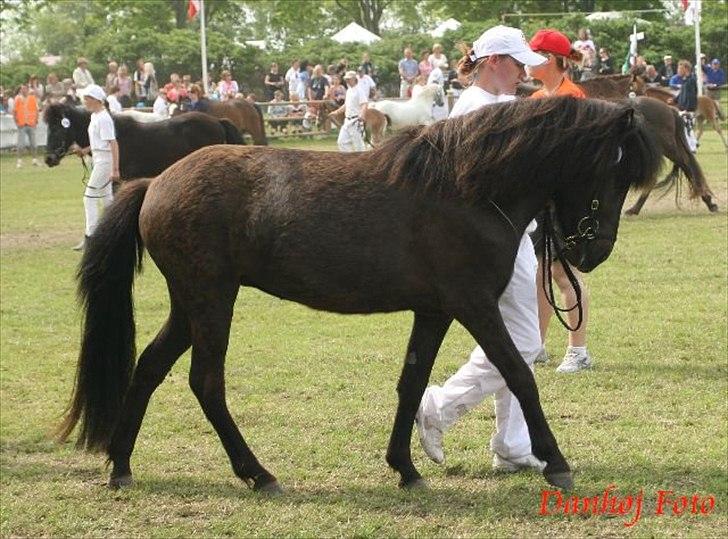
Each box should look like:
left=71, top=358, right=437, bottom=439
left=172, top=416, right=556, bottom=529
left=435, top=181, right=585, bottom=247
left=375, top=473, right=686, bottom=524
left=703, top=58, right=726, bottom=87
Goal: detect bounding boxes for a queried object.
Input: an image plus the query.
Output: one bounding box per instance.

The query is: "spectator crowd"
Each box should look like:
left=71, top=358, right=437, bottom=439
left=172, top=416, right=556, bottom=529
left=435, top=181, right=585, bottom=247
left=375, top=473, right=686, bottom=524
left=0, top=33, right=725, bottom=162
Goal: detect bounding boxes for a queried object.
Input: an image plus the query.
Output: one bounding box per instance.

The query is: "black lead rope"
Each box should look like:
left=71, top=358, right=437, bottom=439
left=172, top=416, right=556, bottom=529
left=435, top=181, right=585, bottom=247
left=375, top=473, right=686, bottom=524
left=541, top=208, right=584, bottom=332
left=79, top=154, right=113, bottom=199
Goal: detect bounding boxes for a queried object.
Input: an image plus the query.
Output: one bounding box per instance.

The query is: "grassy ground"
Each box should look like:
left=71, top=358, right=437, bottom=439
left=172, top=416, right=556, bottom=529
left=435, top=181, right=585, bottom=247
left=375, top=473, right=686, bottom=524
left=1, top=132, right=726, bottom=538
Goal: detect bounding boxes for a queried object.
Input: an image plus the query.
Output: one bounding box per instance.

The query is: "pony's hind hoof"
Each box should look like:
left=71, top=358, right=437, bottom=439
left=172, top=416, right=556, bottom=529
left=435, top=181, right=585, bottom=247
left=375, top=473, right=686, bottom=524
left=108, top=473, right=133, bottom=490
left=544, top=470, right=573, bottom=491
left=624, top=208, right=639, bottom=216
left=709, top=204, right=719, bottom=212
left=255, top=479, right=284, bottom=497
left=399, top=477, right=429, bottom=490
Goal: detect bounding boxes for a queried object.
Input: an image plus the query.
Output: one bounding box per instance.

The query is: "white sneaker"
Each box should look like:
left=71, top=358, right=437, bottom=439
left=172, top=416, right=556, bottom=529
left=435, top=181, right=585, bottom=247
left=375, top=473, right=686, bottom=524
left=16, top=160, right=22, bottom=169
left=556, top=349, right=592, bottom=373
left=415, top=411, right=445, bottom=464
left=492, top=453, right=546, bottom=473
left=32, top=158, right=41, bottom=167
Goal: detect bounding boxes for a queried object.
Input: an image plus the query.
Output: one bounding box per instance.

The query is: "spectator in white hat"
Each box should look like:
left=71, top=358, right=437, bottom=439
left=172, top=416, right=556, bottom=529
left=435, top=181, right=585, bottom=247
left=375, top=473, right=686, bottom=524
left=73, top=57, right=95, bottom=90
left=331, top=70, right=368, bottom=152
left=71, top=84, right=119, bottom=251
left=416, top=25, right=550, bottom=475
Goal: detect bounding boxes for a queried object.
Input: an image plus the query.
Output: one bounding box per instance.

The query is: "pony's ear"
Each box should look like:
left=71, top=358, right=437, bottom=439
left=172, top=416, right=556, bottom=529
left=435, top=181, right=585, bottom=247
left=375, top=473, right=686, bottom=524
left=621, top=108, right=635, bottom=131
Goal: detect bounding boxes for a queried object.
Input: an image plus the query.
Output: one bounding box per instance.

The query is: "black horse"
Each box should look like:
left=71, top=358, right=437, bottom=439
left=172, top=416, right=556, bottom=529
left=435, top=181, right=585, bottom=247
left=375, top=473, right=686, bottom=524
left=58, top=97, right=662, bottom=494
left=43, top=103, right=245, bottom=180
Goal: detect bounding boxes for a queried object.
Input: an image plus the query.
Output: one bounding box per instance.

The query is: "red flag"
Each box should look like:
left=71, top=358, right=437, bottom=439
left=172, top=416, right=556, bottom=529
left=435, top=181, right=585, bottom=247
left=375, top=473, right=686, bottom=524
left=187, top=0, right=200, bottom=20
left=681, top=0, right=689, bottom=9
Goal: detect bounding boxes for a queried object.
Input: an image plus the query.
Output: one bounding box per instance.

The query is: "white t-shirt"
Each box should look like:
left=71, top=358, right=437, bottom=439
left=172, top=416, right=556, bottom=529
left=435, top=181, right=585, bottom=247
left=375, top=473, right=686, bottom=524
left=88, top=109, right=115, bottom=151
left=357, top=74, right=376, bottom=97
left=449, top=86, right=515, bottom=118
left=428, top=53, right=448, bottom=70
left=107, top=94, right=122, bottom=113
left=285, top=67, right=298, bottom=93
left=153, top=96, right=168, bottom=117
left=344, top=84, right=368, bottom=118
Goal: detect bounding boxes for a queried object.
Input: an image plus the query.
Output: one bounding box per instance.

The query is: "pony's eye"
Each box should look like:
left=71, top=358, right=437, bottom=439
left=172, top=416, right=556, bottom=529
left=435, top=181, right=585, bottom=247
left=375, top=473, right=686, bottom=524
left=61, top=118, right=71, bottom=128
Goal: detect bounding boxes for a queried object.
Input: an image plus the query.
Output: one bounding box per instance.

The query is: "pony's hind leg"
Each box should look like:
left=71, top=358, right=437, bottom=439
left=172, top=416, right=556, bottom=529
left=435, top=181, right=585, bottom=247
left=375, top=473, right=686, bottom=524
left=624, top=191, right=650, bottom=215
left=386, top=312, right=452, bottom=488
left=187, top=285, right=280, bottom=494
left=107, top=294, right=192, bottom=488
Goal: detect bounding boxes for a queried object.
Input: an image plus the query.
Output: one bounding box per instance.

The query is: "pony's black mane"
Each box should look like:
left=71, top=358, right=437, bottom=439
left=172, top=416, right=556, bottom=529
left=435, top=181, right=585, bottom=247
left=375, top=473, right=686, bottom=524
left=373, top=97, right=661, bottom=203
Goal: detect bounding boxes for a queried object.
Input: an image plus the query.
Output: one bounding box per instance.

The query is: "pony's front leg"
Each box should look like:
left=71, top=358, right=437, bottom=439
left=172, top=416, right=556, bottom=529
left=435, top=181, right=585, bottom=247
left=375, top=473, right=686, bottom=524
left=386, top=312, right=452, bottom=488
left=456, top=305, right=573, bottom=490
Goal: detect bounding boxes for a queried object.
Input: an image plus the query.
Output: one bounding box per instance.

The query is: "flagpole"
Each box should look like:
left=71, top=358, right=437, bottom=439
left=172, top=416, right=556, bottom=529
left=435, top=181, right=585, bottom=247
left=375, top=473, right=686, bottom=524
left=200, top=0, right=209, bottom=96
left=693, top=0, right=703, bottom=97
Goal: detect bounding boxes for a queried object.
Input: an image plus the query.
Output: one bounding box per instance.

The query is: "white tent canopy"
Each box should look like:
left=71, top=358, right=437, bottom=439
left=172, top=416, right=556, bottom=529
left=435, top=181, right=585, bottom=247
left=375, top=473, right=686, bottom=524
left=430, top=18, right=461, bottom=38
left=586, top=11, right=652, bottom=24
left=331, top=22, right=381, bottom=45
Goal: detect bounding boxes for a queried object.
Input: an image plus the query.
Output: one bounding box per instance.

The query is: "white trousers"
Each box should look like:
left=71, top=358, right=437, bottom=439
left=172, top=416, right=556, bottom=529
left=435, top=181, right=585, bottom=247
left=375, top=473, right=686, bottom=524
left=420, top=232, right=542, bottom=459
left=84, top=152, right=114, bottom=236
left=337, top=118, right=366, bottom=152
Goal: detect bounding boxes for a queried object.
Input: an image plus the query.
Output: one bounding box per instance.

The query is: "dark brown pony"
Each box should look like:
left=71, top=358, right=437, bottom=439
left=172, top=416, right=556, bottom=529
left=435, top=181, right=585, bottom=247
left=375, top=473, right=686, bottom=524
left=171, top=98, right=268, bottom=145
left=58, top=97, right=661, bottom=494
left=642, top=85, right=727, bottom=150
left=44, top=103, right=245, bottom=180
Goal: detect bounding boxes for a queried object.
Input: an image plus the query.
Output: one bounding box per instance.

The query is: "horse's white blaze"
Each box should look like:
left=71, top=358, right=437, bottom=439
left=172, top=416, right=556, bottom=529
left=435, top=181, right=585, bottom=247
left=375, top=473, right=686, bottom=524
left=370, top=84, right=444, bottom=131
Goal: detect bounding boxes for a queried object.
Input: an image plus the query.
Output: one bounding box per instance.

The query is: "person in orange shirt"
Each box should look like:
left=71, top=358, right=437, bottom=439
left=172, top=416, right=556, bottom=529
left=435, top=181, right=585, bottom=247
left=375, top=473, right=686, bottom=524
left=526, top=29, right=593, bottom=374
left=12, top=84, right=40, bottom=168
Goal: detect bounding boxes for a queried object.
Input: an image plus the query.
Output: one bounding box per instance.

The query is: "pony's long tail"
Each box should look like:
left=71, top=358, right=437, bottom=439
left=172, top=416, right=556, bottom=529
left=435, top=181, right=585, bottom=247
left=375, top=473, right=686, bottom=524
left=657, top=109, right=712, bottom=201
left=57, top=179, right=151, bottom=452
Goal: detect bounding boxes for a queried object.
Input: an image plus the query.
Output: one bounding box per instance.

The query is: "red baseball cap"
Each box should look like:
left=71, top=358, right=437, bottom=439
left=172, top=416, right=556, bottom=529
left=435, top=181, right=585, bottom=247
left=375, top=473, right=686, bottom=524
left=529, top=29, right=572, bottom=57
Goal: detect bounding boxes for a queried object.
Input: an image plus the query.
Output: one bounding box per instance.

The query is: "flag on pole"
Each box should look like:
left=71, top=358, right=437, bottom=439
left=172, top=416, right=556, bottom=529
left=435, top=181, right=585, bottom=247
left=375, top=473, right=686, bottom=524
left=683, top=0, right=701, bottom=26
left=188, top=0, right=201, bottom=20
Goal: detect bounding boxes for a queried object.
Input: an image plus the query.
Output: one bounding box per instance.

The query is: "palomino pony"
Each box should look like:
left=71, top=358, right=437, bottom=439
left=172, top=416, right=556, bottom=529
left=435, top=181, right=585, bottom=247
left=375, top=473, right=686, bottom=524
left=642, top=85, right=727, bottom=150
left=170, top=98, right=268, bottom=145
left=58, top=97, right=661, bottom=494
left=326, top=104, right=389, bottom=147
left=370, top=83, right=444, bottom=130
left=44, top=103, right=244, bottom=180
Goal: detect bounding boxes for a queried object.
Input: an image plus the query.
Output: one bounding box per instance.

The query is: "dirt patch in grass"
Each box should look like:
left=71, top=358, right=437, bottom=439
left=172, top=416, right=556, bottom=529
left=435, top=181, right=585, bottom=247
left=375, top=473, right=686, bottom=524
left=0, top=229, right=82, bottom=251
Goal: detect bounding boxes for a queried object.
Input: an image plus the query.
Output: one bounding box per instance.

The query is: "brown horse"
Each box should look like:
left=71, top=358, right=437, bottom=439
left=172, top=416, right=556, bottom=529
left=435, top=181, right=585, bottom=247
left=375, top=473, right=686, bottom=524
left=58, top=97, right=661, bottom=494
left=577, top=74, right=644, bottom=99
left=559, top=76, right=717, bottom=215
left=642, top=85, right=727, bottom=150
left=172, top=99, right=268, bottom=145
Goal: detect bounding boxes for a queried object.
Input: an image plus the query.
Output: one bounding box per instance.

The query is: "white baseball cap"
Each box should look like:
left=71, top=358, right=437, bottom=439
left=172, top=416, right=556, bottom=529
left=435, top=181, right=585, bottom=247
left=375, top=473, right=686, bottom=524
left=471, top=25, right=546, bottom=66
left=343, top=70, right=357, bottom=80
left=82, top=84, right=106, bottom=102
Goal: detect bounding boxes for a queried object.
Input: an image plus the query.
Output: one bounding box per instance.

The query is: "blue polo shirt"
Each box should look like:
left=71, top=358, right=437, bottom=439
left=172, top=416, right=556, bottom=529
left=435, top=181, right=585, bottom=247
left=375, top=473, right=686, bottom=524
left=702, top=65, right=726, bottom=86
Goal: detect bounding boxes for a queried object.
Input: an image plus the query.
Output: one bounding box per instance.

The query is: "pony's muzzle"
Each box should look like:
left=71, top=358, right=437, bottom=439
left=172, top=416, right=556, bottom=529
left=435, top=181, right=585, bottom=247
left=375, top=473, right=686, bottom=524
left=45, top=154, right=60, bottom=167
left=575, top=239, right=614, bottom=273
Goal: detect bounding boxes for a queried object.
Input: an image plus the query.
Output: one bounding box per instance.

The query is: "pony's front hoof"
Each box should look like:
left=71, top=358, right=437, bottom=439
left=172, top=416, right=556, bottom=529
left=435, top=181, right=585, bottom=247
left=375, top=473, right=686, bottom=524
left=624, top=208, right=639, bottom=216
left=543, top=469, right=573, bottom=490
left=108, top=473, right=133, bottom=490
left=399, top=477, right=428, bottom=490
left=709, top=204, right=719, bottom=213
left=254, top=479, right=283, bottom=497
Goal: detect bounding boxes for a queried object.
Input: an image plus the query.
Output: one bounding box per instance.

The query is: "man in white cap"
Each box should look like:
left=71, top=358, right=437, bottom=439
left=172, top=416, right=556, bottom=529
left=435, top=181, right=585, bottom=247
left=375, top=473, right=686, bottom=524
left=71, top=84, right=119, bottom=250
left=332, top=70, right=368, bottom=152
left=416, top=25, right=551, bottom=474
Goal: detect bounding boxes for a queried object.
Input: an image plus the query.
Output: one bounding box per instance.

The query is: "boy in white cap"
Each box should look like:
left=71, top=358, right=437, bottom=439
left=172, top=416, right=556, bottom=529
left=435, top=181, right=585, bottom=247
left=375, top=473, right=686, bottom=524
left=332, top=70, right=368, bottom=152
left=416, top=25, right=550, bottom=474
left=72, top=84, right=120, bottom=250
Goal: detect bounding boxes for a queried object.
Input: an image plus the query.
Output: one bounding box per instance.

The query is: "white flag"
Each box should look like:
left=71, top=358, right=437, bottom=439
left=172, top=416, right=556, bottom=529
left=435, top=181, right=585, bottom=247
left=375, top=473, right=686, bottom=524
left=684, top=0, right=702, bottom=26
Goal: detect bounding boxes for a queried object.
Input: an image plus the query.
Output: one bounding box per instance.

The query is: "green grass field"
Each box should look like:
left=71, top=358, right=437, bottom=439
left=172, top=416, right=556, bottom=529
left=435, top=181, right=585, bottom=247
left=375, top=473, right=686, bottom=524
left=1, top=132, right=726, bottom=538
